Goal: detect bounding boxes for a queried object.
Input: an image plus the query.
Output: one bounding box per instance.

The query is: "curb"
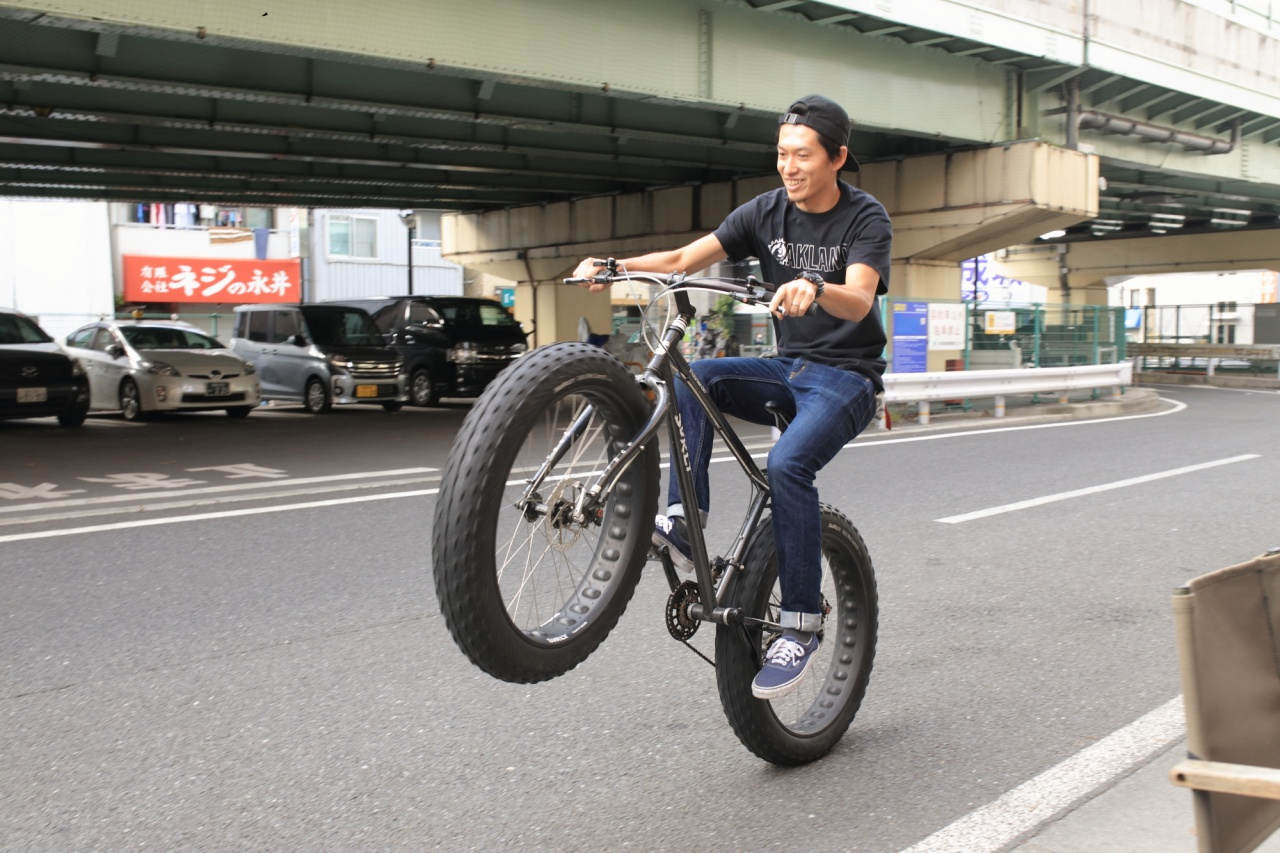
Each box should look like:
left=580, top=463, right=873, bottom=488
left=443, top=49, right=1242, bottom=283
left=874, top=388, right=1167, bottom=436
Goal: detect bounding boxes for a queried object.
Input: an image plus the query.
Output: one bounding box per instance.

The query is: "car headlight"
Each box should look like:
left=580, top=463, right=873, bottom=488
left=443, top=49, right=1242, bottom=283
left=242, top=360, right=256, bottom=375
left=448, top=342, right=478, bottom=364
left=70, top=358, right=85, bottom=376
left=510, top=342, right=527, bottom=355
left=327, top=354, right=352, bottom=373
left=143, top=360, right=179, bottom=376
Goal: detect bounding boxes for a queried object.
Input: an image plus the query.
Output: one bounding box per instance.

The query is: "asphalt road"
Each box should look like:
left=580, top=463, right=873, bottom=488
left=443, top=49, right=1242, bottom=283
left=1, top=386, right=1276, bottom=851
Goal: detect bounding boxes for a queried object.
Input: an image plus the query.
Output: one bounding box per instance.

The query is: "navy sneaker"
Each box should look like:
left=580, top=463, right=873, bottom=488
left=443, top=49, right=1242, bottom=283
left=751, top=630, right=820, bottom=700
left=652, top=514, right=694, bottom=573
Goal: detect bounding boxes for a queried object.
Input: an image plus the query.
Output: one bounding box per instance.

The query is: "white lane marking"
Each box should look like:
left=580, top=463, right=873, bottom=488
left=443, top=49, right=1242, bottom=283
left=0, top=476, right=439, bottom=527
left=0, top=398, right=1188, bottom=540
left=0, top=487, right=441, bottom=544
left=853, top=397, right=1186, bottom=449
left=0, top=467, right=438, bottom=514
left=937, top=454, right=1260, bottom=524
left=902, top=697, right=1185, bottom=853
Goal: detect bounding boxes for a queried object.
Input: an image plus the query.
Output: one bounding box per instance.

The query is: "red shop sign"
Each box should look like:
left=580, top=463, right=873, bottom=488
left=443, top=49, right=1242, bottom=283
left=123, top=255, right=302, bottom=303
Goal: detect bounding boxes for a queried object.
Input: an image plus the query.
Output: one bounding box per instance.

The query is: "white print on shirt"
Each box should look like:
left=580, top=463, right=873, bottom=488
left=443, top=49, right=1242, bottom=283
left=766, top=239, right=847, bottom=273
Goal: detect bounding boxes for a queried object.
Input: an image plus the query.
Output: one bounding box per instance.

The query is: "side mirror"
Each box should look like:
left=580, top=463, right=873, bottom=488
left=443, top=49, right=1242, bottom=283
left=107, top=344, right=125, bottom=359
left=291, top=334, right=308, bottom=347
left=404, top=323, right=431, bottom=335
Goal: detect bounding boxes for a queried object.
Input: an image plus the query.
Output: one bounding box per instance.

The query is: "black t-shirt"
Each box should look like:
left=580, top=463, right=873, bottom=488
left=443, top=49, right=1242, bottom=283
left=713, top=181, right=892, bottom=390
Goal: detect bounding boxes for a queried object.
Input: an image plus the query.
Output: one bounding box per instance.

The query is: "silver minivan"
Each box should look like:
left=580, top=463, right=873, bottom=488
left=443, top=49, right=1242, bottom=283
left=230, top=304, right=408, bottom=413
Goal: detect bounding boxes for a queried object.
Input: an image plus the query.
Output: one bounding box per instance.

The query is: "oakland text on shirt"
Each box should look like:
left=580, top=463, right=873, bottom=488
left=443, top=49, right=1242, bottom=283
left=766, top=238, right=847, bottom=274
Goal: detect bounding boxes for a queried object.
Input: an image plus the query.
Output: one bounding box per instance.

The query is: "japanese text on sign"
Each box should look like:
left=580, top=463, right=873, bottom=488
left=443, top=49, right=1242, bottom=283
left=123, top=256, right=302, bottom=303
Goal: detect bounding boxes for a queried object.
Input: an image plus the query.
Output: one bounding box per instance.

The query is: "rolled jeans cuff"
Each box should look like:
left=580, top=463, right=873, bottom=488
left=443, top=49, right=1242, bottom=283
left=666, top=503, right=709, bottom=527
left=778, top=609, right=823, bottom=632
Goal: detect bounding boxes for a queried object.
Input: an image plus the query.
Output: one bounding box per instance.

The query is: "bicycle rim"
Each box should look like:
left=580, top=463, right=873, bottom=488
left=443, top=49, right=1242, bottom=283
left=494, top=389, right=636, bottom=643
left=760, top=553, right=852, bottom=734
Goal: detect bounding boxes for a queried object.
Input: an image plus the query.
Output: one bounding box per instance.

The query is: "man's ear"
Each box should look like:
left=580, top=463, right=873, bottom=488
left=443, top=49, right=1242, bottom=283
left=833, top=145, right=849, bottom=171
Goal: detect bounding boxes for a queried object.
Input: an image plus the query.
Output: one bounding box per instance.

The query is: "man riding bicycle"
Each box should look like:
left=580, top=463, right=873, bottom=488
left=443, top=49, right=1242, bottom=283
left=572, top=94, right=891, bottom=701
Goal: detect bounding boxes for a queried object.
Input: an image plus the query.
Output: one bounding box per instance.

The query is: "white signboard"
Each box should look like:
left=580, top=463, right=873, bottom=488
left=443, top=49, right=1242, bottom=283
left=928, top=303, right=967, bottom=350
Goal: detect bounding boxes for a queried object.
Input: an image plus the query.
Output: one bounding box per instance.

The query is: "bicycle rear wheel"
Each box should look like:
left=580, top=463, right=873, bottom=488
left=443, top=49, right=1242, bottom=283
left=714, top=505, right=877, bottom=765
left=432, top=342, right=659, bottom=683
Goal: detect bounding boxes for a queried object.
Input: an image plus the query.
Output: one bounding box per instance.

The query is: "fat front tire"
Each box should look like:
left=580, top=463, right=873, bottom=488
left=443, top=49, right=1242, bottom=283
left=714, top=506, right=878, bottom=765
left=432, top=342, right=658, bottom=683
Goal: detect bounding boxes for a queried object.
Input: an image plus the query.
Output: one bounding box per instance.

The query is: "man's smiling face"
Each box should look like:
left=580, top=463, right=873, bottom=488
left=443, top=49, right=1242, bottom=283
left=776, top=124, right=845, bottom=211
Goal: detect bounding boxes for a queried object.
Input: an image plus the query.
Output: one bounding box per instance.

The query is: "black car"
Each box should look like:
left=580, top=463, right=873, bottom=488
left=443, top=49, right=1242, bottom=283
left=0, top=309, right=91, bottom=427
left=334, top=297, right=527, bottom=407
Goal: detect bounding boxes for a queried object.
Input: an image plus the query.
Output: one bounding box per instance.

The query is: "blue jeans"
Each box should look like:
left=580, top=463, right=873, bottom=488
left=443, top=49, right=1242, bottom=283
left=668, top=357, right=877, bottom=630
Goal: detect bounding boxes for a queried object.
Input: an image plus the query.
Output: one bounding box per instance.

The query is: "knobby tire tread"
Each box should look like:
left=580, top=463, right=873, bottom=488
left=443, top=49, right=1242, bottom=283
left=432, top=343, right=657, bottom=683
left=714, top=505, right=878, bottom=765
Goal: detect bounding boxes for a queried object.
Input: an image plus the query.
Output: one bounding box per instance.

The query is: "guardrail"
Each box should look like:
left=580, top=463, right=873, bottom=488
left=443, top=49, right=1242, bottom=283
left=1129, top=342, right=1280, bottom=378
left=882, top=362, right=1133, bottom=425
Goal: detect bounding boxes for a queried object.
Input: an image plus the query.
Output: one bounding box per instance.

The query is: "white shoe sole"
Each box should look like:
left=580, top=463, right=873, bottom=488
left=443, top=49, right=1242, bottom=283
left=751, top=658, right=813, bottom=701
left=650, top=533, right=694, bottom=573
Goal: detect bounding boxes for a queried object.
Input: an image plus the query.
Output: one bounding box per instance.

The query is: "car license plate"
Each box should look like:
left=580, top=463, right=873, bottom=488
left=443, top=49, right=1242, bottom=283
left=355, top=384, right=378, bottom=398
left=206, top=382, right=230, bottom=397
left=17, top=387, right=47, bottom=403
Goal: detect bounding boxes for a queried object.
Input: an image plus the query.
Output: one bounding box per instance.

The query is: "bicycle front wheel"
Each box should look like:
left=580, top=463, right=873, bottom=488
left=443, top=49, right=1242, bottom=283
left=714, top=505, right=878, bottom=765
left=432, top=342, right=659, bottom=683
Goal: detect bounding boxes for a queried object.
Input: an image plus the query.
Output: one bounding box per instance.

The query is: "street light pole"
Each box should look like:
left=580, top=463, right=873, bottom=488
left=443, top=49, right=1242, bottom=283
left=399, top=209, right=416, bottom=295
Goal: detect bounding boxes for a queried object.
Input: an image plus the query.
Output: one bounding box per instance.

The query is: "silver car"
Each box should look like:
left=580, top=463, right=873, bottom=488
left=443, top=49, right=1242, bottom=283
left=65, top=321, right=261, bottom=420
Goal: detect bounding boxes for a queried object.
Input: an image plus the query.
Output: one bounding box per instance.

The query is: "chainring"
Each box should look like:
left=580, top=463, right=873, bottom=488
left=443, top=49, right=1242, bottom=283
left=665, top=580, right=702, bottom=641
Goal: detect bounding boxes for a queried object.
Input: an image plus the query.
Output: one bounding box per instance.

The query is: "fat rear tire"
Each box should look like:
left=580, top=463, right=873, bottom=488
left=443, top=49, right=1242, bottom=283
left=715, top=505, right=877, bottom=765
left=432, top=342, right=658, bottom=683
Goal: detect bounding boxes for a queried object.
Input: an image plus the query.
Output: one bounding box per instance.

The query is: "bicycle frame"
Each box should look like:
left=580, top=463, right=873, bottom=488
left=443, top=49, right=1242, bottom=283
left=525, top=273, right=777, bottom=628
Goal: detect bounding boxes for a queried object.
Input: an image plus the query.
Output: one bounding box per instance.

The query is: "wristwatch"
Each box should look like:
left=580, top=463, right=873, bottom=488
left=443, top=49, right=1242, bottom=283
left=798, top=271, right=824, bottom=299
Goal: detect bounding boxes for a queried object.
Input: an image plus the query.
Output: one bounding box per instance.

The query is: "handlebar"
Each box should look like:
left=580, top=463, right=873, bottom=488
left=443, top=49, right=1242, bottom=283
left=564, top=261, right=820, bottom=318
left=564, top=258, right=789, bottom=311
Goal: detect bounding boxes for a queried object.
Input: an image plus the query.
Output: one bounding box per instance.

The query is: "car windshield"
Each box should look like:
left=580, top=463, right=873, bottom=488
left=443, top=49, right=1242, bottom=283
left=436, top=301, right=520, bottom=329
left=0, top=313, right=53, bottom=344
left=119, top=326, right=226, bottom=350
left=300, top=307, right=383, bottom=347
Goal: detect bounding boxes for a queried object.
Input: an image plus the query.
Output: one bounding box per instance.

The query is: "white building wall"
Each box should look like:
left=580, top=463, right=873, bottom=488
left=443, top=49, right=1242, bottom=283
left=0, top=200, right=114, bottom=341
left=309, top=208, right=463, bottom=301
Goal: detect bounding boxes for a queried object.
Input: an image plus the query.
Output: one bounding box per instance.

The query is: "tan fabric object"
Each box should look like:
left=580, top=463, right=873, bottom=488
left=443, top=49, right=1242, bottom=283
left=1174, top=550, right=1280, bottom=853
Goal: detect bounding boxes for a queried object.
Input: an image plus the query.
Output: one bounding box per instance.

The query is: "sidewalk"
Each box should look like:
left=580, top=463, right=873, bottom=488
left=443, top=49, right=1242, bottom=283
left=1014, top=741, right=1280, bottom=852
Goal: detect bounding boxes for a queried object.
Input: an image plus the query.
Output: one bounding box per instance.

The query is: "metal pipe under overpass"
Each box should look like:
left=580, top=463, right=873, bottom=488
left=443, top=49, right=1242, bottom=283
left=1077, top=110, right=1240, bottom=154
left=1061, top=80, right=1238, bottom=155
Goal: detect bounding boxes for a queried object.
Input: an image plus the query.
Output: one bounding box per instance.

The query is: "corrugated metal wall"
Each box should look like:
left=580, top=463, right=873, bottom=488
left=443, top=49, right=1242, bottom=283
left=309, top=208, right=463, bottom=300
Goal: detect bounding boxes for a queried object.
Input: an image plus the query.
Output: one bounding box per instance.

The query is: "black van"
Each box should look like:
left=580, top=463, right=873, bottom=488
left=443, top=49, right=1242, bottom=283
left=332, top=297, right=527, bottom=407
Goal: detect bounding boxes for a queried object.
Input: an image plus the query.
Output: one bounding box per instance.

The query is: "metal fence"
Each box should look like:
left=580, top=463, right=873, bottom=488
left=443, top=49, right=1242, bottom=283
left=1138, top=302, right=1262, bottom=346
left=886, top=301, right=1126, bottom=370
left=1131, top=302, right=1280, bottom=375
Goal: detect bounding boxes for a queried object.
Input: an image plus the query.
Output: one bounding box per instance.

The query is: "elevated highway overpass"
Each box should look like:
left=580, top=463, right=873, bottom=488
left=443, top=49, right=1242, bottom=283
left=0, top=0, right=1277, bottom=338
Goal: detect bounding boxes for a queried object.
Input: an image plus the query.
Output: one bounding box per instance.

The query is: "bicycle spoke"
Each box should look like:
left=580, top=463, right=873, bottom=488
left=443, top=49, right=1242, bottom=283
left=494, top=390, right=619, bottom=634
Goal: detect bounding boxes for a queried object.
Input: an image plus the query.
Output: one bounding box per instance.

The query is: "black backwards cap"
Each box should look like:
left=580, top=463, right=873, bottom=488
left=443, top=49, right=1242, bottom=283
left=778, top=94, right=859, bottom=171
